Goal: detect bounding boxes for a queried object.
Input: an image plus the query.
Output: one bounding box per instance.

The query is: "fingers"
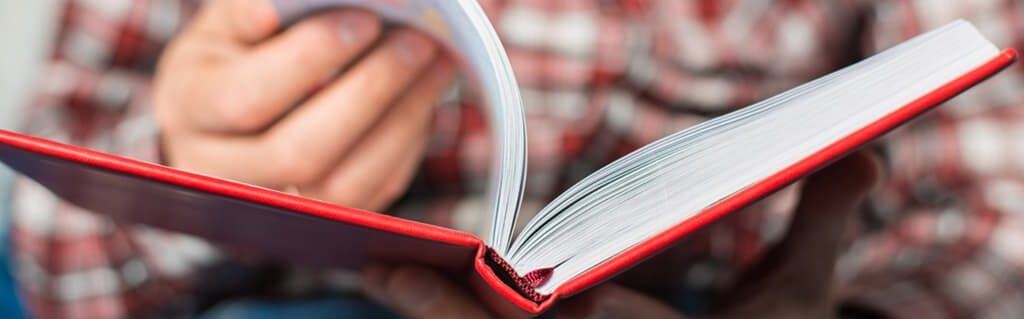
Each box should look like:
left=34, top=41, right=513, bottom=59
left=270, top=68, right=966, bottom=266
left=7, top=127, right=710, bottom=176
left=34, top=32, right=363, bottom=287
left=720, top=151, right=882, bottom=317
left=363, top=149, right=427, bottom=211
left=158, top=1, right=447, bottom=211
left=362, top=264, right=492, bottom=319
left=195, top=0, right=280, bottom=43
left=165, top=55, right=451, bottom=190
left=767, top=151, right=881, bottom=300
left=300, top=60, right=455, bottom=210
left=261, top=29, right=440, bottom=185
left=559, top=284, right=687, bottom=319
left=778, top=150, right=882, bottom=273
left=192, top=10, right=383, bottom=132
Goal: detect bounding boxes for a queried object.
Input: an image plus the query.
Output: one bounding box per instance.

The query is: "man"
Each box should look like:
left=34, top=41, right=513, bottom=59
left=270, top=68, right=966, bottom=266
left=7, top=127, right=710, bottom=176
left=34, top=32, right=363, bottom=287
left=7, top=0, right=1024, bottom=318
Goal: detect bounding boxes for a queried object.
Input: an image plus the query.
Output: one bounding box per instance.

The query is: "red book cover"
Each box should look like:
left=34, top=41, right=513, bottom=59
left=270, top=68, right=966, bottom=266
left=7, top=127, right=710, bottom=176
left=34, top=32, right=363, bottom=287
left=0, top=49, right=1016, bottom=317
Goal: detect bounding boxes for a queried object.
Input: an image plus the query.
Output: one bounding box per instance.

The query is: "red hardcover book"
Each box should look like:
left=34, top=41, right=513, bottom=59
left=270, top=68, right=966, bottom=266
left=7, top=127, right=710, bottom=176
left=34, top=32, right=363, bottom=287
left=0, top=19, right=1016, bottom=318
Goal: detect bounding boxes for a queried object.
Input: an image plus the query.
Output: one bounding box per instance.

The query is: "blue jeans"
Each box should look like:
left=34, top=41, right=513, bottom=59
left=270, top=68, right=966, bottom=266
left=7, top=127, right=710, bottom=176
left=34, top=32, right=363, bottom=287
left=198, top=295, right=400, bottom=319
left=197, top=286, right=709, bottom=319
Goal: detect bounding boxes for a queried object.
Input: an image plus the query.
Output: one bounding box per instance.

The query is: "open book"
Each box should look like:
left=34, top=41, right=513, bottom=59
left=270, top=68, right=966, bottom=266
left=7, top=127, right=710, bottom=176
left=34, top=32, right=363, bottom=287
left=0, top=0, right=1016, bottom=317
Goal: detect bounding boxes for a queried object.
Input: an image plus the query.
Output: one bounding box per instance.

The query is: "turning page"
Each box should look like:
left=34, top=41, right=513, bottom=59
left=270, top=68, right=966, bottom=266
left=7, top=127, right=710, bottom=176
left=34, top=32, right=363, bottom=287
left=0, top=5, right=1017, bottom=317
left=274, top=0, right=529, bottom=252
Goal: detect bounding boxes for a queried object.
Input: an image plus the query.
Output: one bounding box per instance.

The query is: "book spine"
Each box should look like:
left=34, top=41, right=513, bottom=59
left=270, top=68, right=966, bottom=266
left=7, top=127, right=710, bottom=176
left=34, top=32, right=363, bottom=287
left=483, top=248, right=552, bottom=303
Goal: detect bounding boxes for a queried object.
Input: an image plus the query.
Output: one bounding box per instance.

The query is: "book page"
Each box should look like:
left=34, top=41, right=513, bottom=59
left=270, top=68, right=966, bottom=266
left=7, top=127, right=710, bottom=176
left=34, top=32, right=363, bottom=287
left=272, top=0, right=527, bottom=253
left=508, top=20, right=1003, bottom=294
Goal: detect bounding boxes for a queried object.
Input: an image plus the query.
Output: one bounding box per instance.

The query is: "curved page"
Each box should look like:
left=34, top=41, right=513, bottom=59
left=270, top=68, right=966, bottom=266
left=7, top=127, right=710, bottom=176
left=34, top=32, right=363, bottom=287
left=272, top=0, right=527, bottom=253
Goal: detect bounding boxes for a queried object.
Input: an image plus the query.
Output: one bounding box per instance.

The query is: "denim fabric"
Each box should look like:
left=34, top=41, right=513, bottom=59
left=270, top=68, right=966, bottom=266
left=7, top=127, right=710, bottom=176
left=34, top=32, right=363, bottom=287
left=194, top=286, right=709, bottom=319
left=0, top=166, right=26, bottom=318
left=198, top=295, right=399, bottom=319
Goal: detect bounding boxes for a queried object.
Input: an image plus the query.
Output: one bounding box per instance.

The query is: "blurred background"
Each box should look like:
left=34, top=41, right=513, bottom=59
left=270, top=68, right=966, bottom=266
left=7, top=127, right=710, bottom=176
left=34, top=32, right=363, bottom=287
left=1, top=1, right=1023, bottom=318
left=0, top=1, right=57, bottom=318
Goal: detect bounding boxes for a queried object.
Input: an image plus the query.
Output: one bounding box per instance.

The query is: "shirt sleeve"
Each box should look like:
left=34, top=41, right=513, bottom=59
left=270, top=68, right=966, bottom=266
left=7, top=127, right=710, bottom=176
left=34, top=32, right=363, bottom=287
left=5, top=1, right=224, bottom=318
left=837, top=1, right=1024, bottom=317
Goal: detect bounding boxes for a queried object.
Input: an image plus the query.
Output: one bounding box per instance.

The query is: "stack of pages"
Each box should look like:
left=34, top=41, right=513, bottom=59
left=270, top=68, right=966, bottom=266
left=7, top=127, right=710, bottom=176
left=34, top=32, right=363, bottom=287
left=0, top=0, right=1016, bottom=316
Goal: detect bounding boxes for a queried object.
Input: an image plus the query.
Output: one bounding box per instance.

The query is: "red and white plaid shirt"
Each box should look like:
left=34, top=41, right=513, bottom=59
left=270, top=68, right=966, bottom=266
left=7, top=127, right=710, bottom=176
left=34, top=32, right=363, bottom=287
left=8, top=0, right=1024, bottom=318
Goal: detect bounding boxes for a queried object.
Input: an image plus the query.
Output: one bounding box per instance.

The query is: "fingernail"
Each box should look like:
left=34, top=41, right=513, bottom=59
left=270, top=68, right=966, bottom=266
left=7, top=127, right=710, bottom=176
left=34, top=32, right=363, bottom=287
left=389, top=267, right=440, bottom=312
left=337, top=10, right=378, bottom=45
left=392, top=30, right=436, bottom=65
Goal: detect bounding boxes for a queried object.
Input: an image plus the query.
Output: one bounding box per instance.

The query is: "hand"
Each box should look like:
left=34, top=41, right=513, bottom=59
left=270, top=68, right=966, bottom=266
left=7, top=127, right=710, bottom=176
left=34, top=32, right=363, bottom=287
left=154, top=0, right=455, bottom=211
left=362, top=264, right=493, bottom=319
left=360, top=151, right=882, bottom=318
left=559, top=150, right=883, bottom=319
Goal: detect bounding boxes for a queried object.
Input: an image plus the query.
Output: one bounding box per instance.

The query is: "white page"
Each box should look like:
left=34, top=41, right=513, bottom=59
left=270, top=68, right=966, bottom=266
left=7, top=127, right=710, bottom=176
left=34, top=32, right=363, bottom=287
left=508, top=20, right=1001, bottom=294
left=272, top=0, right=527, bottom=253
left=272, top=5, right=1005, bottom=297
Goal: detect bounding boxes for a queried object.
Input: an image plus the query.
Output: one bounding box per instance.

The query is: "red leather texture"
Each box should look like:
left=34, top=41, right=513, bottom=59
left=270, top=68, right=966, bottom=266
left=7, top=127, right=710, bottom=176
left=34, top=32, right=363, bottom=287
left=550, top=49, right=1019, bottom=299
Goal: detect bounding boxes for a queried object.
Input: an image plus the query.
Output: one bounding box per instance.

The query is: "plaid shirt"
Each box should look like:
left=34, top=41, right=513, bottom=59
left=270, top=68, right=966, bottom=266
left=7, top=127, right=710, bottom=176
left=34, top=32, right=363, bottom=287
left=7, top=0, right=1024, bottom=318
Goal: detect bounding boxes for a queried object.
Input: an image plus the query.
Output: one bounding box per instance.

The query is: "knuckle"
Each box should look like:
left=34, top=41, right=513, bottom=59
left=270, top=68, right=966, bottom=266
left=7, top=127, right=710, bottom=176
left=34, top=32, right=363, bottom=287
left=291, top=47, right=328, bottom=76
left=290, top=166, right=327, bottom=186
left=387, top=28, right=438, bottom=65
left=287, top=21, right=342, bottom=71
left=213, top=86, right=267, bottom=132
left=266, top=139, right=323, bottom=185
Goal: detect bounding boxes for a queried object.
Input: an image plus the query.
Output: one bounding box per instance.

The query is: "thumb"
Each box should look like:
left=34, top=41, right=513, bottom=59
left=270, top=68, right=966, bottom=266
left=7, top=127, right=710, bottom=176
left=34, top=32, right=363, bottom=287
left=362, top=264, right=491, bottom=319
left=194, top=0, right=281, bottom=44
left=719, top=150, right=882, bottom=317
left=559, top=284, right=687, bottom=319
left=779, top=150, right=882, bottom=274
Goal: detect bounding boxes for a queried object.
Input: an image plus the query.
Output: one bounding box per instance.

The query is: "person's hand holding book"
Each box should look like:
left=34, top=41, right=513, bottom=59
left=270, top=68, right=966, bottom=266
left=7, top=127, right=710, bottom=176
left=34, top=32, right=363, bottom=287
left=2, top=0, right=1013, bottom=315
left=360, top=151, right=882, bottom=319
left=154, top=0, right=455, bottom=212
